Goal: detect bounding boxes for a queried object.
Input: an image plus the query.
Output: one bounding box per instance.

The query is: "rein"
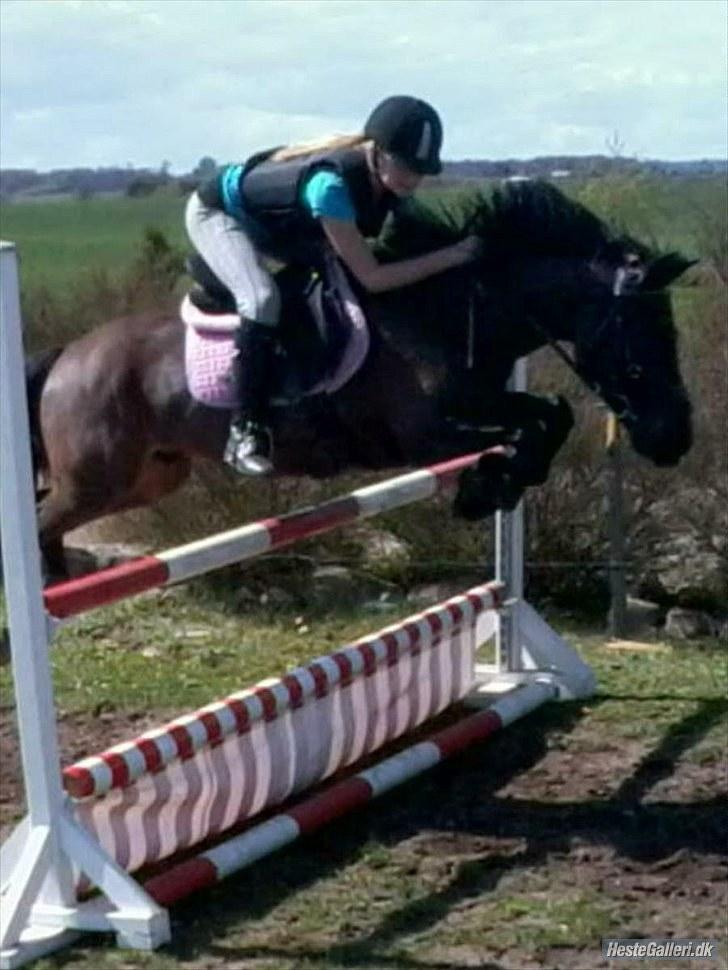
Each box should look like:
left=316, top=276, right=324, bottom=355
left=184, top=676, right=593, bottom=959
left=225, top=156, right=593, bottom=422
left=467, top=267, right=640, bottom=425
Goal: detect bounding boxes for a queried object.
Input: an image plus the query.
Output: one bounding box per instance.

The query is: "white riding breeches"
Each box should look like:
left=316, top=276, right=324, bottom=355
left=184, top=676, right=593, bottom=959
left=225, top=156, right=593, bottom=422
left=184, top=191, right=281, bottom=326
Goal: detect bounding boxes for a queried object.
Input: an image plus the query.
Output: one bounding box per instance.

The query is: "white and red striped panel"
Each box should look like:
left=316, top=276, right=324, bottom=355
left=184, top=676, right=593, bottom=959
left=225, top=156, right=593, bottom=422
left=144, top=679, right=555, bottom=908
left=44, top=452, right=484, bottom=619
left=66, top=583, right=502, bottom=876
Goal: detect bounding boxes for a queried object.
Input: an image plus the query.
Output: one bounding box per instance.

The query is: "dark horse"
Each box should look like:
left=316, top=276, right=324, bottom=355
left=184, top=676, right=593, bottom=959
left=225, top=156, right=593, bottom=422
left=27, top=181, right=693, bottom=573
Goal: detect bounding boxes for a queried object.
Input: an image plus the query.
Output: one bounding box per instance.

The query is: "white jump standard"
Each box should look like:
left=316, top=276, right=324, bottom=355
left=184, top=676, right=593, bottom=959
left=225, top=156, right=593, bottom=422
left=0, top=241, right=595, bottom=969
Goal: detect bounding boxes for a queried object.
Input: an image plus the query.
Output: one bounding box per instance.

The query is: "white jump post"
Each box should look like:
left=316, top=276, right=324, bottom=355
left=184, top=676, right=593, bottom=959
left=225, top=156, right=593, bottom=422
left=494, top=357, right=527, bottom=675
left=0, top=242, right=595, bottom=968
left=1, top=243, right=170, bottom=968
left=488, top=357, right=594, bottom=702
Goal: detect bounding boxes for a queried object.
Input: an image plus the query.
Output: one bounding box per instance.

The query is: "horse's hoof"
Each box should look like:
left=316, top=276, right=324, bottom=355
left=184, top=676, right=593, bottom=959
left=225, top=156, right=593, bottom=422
left=452, top=465, right=503, bottom=520
left=498, top=477, right=526, bottom=510
left=452, top=490, right=499, bottom=521
left=452, top=458, right=527, bottom=520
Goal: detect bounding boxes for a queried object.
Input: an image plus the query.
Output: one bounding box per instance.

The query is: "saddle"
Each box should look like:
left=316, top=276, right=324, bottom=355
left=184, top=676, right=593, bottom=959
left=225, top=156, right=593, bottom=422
left=181, top=253, right=370, bottom=409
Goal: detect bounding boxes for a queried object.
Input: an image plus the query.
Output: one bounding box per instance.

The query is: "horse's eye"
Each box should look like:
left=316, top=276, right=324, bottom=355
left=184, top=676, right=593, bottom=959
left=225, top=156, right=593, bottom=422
left=628, top=364, right=643, bottom=380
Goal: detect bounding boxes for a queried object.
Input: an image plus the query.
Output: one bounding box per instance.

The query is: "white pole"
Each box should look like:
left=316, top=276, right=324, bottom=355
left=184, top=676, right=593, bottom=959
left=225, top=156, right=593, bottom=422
left=0, top=242, right=79, bottom=964
left=0, top=242, right=76, bottom=898
left=0, top=243, right=169, bottom=969
left=495, top=357, right=527, bottom=673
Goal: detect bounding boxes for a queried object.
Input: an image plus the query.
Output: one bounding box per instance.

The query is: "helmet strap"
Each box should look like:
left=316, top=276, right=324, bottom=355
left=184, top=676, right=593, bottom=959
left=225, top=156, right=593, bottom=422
left=368, top=145, right=387, bottom=193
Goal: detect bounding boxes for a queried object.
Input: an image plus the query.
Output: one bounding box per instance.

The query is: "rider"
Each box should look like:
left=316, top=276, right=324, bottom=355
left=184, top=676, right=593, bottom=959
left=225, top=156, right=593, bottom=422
left=186, top=95, right=481, bottom=475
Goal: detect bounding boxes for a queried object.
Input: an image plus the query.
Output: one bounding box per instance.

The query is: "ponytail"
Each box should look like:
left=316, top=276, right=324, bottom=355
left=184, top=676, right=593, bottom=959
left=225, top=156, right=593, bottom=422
left=271, top=133, right=372, bottom=162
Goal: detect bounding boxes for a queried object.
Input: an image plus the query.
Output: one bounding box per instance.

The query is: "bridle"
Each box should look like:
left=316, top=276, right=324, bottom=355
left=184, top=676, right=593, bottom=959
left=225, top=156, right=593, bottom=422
left=466, top=257, right=647, bottom=426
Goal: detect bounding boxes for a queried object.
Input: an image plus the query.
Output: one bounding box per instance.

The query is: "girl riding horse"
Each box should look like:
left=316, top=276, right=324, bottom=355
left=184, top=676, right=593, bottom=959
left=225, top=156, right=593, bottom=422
left=186, top=95, right=481, bottom=475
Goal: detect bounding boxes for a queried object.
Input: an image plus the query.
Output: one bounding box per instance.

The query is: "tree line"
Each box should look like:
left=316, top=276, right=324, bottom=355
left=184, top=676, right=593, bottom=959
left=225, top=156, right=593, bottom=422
left=1, top=154, right=724, bottom=201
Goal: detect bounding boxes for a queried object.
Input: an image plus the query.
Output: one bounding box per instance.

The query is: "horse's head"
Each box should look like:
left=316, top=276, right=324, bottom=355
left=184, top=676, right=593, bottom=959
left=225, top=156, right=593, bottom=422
left=377, top=181, right=695, bottom=468
left=577, top=247, right=695, bottom=466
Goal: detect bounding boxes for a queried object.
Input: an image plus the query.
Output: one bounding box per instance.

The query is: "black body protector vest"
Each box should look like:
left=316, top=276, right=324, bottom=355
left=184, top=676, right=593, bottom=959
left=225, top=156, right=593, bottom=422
left=239, top=147, right=397, bottom=266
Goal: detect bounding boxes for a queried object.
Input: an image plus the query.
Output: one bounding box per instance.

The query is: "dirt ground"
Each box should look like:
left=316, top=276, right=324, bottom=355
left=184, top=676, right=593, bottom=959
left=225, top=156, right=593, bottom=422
left=1, top=692, right=725, bottom=970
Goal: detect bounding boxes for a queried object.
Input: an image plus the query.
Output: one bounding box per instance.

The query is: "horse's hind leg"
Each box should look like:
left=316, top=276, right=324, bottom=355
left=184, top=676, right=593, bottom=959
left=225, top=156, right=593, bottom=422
left=36, top=484, right=108, bottom=579
left=37, top=451, right=193, bottom=579
left=36, top=459, right=144, bottom=579
left=41, top=536, right=69, bottom=580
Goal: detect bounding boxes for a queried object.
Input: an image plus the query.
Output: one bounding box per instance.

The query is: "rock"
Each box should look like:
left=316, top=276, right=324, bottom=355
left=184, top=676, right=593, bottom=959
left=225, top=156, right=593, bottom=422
left=638, top=531, right=726, bottom=610
left=361, top=591, right=405, bottom=613
left=308, top=565, right=360, bottom=606
left=664, top=607, right=714, bottom=639
left=259, top=586, right=297, bottom=609
left=640, top=488, right=727, bottom=611
left=64, top=542, right=148, bottom=576
left=358, top=529, right=411, bottom=564
left=607, top=596, right=661, bottom=636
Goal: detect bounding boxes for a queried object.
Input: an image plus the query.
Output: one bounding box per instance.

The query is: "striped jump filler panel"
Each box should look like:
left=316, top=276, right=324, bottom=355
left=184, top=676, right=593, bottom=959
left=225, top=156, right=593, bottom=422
left=145, top=680, right=556, bottom=908
left=63, top=584, right=505, bottom=880
left=63, top=582, right=501, bottom=802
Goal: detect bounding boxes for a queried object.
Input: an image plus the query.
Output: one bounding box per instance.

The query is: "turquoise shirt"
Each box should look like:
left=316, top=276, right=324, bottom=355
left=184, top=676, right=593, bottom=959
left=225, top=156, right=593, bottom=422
left=220, top=164, right=245, bottom=218
left=300, top=170, right=356, bottom=221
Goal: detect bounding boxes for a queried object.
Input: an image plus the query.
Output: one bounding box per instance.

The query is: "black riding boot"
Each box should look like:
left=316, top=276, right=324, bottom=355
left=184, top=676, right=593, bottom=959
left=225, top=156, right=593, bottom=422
left=224, top=319, right=276, bottom=475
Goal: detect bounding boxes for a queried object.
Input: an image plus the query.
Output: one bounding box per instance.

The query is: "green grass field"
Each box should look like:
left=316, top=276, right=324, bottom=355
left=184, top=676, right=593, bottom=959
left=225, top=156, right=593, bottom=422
left=1, top=175, right=724, bottom=296
left=0, top=189, right=188, bottom=291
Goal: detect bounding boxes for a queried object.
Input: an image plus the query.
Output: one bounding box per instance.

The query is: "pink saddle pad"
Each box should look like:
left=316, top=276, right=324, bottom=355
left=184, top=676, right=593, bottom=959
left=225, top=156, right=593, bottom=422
left=182, top=259, right=370, bottom=409
left=184, top=321, right=238, bottom=409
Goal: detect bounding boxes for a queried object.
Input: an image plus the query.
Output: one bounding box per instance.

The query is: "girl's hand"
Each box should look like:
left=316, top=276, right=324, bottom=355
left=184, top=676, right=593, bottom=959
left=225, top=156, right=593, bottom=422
left=452, top=234, right=483, bottom=263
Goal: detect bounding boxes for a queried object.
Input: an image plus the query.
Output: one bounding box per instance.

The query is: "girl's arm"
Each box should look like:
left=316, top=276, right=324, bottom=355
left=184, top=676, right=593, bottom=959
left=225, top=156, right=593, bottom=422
left=321, top=217, right=480, bottom=293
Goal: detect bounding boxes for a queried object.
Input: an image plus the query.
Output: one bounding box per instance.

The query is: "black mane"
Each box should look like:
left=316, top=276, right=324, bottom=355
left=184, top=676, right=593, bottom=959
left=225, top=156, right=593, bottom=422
left=378, top=179, right=654, bottom=264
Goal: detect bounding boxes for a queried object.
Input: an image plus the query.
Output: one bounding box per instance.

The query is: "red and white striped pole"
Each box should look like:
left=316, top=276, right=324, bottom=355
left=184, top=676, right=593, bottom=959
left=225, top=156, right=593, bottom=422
left=44, top=452, right=486, bottom=620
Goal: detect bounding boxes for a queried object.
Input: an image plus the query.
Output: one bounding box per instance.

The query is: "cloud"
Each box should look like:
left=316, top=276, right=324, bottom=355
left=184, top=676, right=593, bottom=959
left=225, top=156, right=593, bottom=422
left=1, top=0, right=725, bottom=169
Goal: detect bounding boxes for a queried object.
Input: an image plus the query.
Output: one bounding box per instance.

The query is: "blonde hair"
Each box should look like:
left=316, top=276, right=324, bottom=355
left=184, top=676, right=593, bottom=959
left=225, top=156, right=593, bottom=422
left=271, top=133, right=372, bottom=162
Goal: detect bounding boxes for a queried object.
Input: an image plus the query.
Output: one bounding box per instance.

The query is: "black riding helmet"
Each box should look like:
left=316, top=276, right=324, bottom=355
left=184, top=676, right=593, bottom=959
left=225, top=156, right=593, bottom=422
left=364, top=96, right=443, bottom=175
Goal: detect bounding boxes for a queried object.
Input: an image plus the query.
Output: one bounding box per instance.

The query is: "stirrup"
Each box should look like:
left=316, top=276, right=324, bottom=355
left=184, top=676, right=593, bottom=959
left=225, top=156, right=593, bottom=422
left=224, top=421, right=273, bottom=476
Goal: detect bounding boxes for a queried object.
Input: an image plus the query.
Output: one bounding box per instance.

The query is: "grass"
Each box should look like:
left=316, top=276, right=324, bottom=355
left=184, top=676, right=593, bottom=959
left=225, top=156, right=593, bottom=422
left=0, top=581, right=725, bottom=969
left=6, top=590, right=721, bottom=729
left=0, top=188, right=187, bottom=291
left=570, top=173, right=725, bottom=259
left=1, top=175, right=724, bottom=296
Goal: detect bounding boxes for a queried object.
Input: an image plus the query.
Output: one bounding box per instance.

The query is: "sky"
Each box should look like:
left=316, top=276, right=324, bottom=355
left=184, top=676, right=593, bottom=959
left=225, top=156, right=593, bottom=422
left=1, top=0, right=726, bottom=172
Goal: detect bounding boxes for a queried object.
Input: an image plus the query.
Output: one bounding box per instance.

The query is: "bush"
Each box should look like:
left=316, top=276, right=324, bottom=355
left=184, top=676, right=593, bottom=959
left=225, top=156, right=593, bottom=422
left=22, top=227, right=186, bottom=349
left=128, top=227, right=185, bottom=296
left=126, top=177, right=162, bottom=198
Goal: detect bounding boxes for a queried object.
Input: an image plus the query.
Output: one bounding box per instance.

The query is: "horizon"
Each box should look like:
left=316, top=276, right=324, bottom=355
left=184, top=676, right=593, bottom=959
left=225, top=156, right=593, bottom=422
left=2, top=152, right=726, bottom=179
left=1, top=0, right=726, bottom=172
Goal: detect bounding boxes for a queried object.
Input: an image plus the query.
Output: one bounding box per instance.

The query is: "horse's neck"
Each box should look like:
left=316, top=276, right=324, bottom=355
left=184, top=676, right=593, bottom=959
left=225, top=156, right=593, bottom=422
left=504, top=257, right=595, bottom=343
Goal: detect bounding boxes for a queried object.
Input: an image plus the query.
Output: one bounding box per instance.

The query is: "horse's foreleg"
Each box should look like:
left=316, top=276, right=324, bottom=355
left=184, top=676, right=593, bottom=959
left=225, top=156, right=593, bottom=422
left=505, top=394, right=574, bottom=486
left=452, top=395, right=575, bottom=521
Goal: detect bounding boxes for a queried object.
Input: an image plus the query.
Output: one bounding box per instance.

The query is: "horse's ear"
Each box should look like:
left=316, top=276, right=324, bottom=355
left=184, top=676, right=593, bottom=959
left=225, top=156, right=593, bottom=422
left=642, top=253, right=698, bottom=290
